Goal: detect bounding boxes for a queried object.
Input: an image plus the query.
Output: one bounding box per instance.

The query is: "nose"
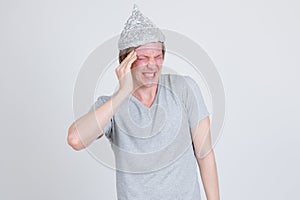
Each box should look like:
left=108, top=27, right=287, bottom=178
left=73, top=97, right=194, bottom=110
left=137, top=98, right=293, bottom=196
left=147, top=57, right=156, bottom=67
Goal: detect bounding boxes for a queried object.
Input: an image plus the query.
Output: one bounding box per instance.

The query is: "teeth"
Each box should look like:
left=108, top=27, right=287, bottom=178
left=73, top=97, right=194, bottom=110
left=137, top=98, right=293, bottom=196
left=144, top=73, right=154, bottom=77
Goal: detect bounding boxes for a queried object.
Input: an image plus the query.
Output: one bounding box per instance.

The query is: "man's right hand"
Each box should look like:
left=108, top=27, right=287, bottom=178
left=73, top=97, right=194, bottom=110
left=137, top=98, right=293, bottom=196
left=67, top=50, right=137, bottom=151
left=115, top=50, right=137, bottom=95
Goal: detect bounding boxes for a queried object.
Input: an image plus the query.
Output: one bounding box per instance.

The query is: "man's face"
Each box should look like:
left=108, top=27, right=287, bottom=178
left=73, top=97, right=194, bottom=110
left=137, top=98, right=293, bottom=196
left=131, top=42, right=164, bottom=88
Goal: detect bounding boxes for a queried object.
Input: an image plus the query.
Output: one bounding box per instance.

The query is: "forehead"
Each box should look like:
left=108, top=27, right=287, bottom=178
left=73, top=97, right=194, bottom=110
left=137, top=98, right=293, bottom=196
left=135, top=42, right=163, bottom=55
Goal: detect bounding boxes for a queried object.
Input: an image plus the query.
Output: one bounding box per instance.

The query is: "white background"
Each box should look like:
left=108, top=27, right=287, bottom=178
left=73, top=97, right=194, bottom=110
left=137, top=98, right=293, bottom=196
left=1, top=0, right=299, bottom=199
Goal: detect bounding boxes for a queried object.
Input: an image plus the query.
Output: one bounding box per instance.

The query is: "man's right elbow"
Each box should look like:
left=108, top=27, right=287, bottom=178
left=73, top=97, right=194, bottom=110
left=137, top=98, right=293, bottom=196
left=67, top=125, right=85, bottom=151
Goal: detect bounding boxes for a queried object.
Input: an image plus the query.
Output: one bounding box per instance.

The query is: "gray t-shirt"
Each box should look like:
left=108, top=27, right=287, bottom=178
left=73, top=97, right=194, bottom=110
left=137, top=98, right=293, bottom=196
left=91, top=74, right=210, bottom=200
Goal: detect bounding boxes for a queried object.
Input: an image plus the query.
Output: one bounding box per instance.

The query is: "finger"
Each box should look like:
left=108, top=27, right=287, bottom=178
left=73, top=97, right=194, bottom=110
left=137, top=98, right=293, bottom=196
left=116, top=50, right=136, bottom=74
left=121, top=50, right=135, bottom=64
left=125, top=52, right=137, bottom=71
left=120, top=51, right=136, bottom=69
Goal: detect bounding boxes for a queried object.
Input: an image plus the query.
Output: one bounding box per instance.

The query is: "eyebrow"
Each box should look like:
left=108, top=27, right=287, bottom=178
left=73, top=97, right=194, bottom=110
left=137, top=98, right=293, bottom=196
left=138, top=54, right=162, bottom=57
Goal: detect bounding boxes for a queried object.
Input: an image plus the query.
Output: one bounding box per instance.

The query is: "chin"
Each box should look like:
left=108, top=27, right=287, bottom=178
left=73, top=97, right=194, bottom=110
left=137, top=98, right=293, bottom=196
left=143, top=82, right=157, bottom=87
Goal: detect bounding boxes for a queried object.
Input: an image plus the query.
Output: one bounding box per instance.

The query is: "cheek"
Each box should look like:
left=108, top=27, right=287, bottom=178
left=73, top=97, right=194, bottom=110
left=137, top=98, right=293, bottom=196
left=155, top=57, right=163, bottom=64
left=131, top=61, right=143, bottom=69
left=132, top=62, right=148, bottom=72
left=157, top=59, right=163, bottom=65
left=131, top=63, right=143, bottom=75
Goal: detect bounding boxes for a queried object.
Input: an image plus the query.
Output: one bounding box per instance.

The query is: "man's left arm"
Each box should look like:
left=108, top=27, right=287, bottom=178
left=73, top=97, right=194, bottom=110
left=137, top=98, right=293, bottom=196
left=191, top=116, right=220, bottom=200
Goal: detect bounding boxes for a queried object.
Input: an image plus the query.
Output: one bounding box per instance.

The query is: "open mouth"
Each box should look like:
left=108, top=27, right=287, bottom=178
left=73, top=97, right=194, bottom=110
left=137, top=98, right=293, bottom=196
left=142, top=72, right=156, bottom=79
left=143, top=72, right=157, bottom=80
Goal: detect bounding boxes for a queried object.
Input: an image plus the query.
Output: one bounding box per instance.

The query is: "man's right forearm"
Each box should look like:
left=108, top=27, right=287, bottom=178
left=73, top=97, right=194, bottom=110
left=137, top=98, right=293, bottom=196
left=67, top=90, right=129, bottom=150
left=67, top=48, right=137, bottom=151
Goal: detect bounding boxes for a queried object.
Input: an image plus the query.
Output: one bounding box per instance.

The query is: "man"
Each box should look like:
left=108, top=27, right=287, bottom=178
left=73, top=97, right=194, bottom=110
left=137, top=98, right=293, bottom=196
left=67, top=4, right=220, bottom=200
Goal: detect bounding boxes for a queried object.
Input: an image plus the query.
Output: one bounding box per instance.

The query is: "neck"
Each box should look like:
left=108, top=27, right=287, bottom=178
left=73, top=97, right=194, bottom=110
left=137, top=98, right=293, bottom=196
left=132, top=84, right=158, bottom=101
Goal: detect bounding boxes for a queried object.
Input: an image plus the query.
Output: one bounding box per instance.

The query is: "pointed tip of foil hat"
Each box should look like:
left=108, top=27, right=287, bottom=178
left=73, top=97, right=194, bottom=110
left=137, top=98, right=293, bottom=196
left=118, top=4, right=166, bottom=50
left=133, top=4, right=139, bottom=11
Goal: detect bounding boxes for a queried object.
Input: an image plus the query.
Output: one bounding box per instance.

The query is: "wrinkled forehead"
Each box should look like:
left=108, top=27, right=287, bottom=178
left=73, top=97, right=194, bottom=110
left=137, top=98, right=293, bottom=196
left=135, top=42, right=163, bottom=55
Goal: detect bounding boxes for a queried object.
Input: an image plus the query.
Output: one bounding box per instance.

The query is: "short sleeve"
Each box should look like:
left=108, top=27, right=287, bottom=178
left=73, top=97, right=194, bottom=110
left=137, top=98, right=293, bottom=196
left=183, top=76, right=210, bottom=128
left=89, top=96, right=113, bottom=141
